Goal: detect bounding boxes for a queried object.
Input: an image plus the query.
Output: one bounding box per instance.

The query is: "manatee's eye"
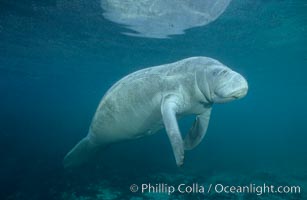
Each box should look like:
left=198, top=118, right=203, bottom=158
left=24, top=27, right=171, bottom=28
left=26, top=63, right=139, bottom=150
left=220, top=70, right=228, bottom=75
left=212, top=69, right=228, bottom=77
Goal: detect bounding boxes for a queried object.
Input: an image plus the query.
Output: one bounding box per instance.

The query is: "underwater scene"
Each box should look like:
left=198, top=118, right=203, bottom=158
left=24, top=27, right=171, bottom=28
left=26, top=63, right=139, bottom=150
left=0, top=0, right=306, bottom=199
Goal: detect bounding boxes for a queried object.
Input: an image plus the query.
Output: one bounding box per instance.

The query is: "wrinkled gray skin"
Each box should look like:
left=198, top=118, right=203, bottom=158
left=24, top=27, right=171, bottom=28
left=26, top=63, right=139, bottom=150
left=101, top=0, right=232, bottom=38
left=64, top=57, right=248, bottom=168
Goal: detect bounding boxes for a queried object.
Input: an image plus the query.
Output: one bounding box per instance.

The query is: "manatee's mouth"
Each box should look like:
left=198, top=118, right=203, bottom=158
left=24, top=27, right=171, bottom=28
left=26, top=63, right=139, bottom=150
left=229, top=88, right=248, bottom=99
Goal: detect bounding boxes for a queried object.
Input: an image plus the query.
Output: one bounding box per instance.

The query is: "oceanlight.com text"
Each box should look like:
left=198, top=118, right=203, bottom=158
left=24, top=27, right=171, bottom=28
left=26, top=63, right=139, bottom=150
left=130, top=183, right=301, bottom=196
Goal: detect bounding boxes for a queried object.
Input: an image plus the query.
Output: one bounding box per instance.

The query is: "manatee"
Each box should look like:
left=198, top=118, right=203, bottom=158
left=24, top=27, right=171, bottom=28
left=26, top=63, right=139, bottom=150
left=101, top=0, right=232, bottom=38
left=64, top=57, right=248, bottom=168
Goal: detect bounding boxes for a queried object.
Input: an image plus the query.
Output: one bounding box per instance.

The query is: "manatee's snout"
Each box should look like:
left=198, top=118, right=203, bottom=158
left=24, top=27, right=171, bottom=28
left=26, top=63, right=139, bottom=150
left=229, top=74, right=248, bottom=99
left=211, top=69, right=248, bottom=103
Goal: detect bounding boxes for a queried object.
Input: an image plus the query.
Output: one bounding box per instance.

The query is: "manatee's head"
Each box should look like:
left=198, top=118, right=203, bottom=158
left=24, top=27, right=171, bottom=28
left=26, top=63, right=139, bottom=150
left=196, top=63, right=248, bottom=103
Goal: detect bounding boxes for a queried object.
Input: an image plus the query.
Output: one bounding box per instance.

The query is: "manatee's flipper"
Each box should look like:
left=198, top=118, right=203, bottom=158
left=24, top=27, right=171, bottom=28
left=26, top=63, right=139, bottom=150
left=161, top=94, right=184, bottom=167
left=184, top=108, right=212, bottom=150
left=63, top=137, right=100, bottom=168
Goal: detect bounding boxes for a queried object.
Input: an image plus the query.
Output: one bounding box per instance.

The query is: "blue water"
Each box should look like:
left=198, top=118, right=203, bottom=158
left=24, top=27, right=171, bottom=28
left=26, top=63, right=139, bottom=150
left=1, top=0, right=306, bottom=199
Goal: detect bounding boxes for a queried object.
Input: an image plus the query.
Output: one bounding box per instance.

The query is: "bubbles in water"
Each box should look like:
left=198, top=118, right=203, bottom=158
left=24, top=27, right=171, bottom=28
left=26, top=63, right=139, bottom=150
left=101, top=0, right=232, bottom=38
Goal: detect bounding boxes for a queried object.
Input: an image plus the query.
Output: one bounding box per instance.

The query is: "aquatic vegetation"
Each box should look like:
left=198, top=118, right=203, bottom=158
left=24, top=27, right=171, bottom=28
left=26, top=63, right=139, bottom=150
left=55, top=171, right=305, bottom=200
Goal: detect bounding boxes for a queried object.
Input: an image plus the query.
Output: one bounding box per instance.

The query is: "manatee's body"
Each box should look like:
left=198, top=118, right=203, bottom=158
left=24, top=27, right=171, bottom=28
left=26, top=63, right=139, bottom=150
left=64, top=57, right=248, bottom=168
left=91, top=58, right=209, bottom=143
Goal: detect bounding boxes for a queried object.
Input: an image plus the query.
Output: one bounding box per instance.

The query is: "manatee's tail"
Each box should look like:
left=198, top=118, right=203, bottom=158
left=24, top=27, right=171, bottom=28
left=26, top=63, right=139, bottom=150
left=63, top=137, right=100, bottom=168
